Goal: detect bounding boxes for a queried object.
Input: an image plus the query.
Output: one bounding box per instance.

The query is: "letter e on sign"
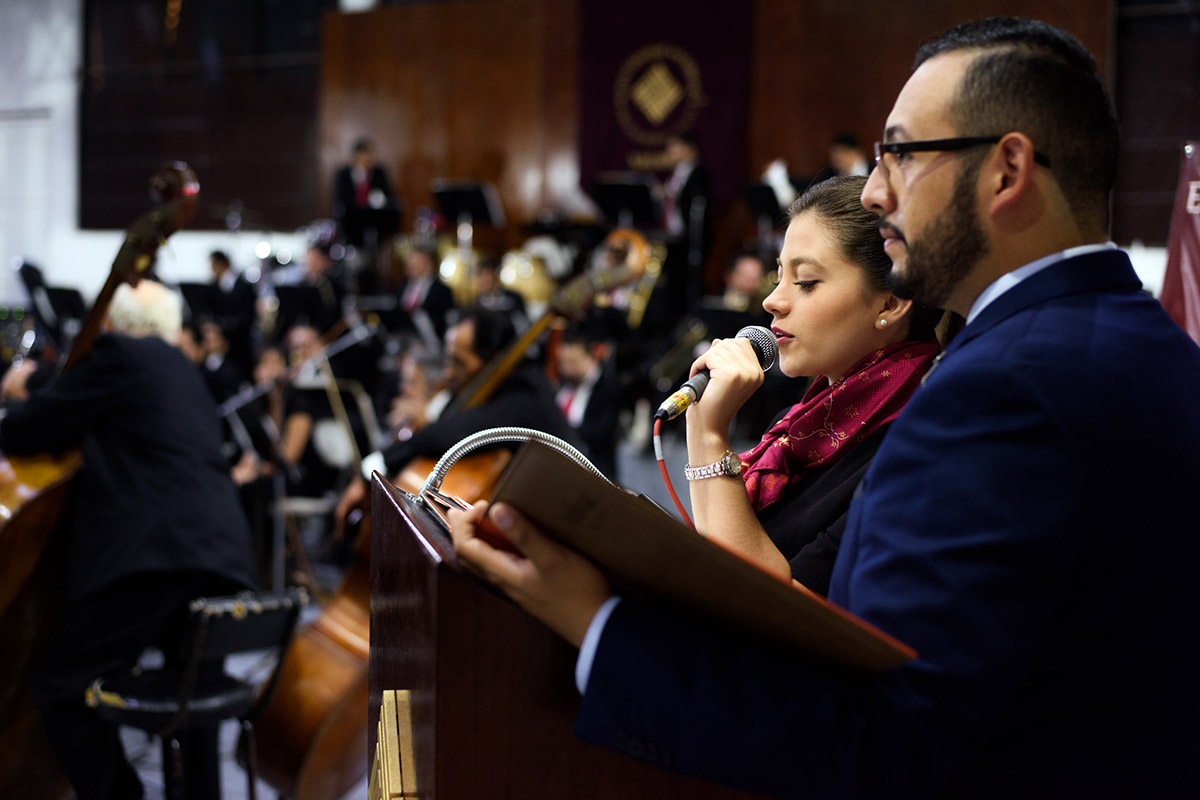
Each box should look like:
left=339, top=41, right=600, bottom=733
left=1188, top=181, right=1200, bottom=214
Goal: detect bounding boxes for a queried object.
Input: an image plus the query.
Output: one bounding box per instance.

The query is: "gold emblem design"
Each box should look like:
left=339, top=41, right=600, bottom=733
left=614, top=43, right=707, bottom=146
left=632, top=63, right=684, bottom=125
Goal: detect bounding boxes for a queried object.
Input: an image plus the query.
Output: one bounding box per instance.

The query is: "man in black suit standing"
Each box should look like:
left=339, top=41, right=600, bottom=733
left=332, top=137, right=400, bottom=256
left=0, top=280, right=258, bottom=800
left=655, top=130, right=712, bottom=329
left=207, top=249, right=257, bottom=378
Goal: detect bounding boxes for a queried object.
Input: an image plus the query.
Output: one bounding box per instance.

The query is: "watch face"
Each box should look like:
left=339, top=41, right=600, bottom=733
left=723, top=451, right=744, bottom=477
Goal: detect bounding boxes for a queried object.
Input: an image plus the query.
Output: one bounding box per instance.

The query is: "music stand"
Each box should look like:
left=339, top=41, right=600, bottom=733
left=742, top=183, right=788, bottom=228
left=178, top=282, right=219, bottom=323
left=591, top=174, right=660, bottom=230
left=430, top=181, right=506, bottom=229
left=16, top=261, right=89, bottom=351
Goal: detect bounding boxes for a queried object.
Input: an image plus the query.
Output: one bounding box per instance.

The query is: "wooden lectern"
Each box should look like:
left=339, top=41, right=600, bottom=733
left=367, top=477, right=766, bottom=799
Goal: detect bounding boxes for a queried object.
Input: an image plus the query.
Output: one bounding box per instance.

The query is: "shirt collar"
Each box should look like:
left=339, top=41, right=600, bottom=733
left=966, top=242, right=1116, bottom=325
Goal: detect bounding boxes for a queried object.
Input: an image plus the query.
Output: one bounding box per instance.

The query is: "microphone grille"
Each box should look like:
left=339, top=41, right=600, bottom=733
left=736, top=325, right=778, bottom=372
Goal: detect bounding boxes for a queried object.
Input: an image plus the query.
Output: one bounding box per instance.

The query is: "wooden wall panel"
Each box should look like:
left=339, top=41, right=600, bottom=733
left=81, top=0, right=327, bottom=231
left=320, top=0, right=581, bottom=253
left=747, top=0, right=1112, bottom=183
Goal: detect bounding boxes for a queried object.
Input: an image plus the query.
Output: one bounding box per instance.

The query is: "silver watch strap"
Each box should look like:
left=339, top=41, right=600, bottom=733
left=683, top=451, right=740, bottom=480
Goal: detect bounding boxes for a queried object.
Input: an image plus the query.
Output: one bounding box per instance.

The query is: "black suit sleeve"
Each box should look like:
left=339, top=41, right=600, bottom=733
left=0, top=341, right=126, bottom=454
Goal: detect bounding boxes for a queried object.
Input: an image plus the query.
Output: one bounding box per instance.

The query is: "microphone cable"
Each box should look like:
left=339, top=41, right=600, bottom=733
left=653, top=416, right=694, bottom=530
left=651, top=325, right=777, bottom=531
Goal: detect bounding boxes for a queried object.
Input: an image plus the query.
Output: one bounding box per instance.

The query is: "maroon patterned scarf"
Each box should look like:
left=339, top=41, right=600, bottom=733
left=740, top=339, right=940, bottom=512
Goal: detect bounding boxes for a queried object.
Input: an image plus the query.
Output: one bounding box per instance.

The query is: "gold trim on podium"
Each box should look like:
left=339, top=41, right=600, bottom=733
left=370, top=689, right=418, bottom=799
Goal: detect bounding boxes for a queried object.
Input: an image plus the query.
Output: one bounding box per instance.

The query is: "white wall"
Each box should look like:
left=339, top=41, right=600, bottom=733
left=0, top=0, right=1170, bottom=310
left=0, top=0, right=306, bottom=309
left=1126, top=240, right=1168, bottom=297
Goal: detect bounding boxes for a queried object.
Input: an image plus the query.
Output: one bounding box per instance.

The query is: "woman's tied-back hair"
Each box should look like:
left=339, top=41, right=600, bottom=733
left=108, top=280, right=183, bottom=343
left=788, top=174, right=945, bottom=343
left=914, top=17, right=1119, bottom=231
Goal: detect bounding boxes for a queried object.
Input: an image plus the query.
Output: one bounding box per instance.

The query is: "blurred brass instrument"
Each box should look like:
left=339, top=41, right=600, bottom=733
left=590, top=228, right=665, bottom=330
left=649, top=317, right=708, bottom=394
left=436, top=245, right=478, bottom=307
left=498, top=250, right=556, bottom=316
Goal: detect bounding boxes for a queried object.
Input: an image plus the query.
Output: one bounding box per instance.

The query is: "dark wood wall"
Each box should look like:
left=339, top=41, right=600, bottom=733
left=319, top=0, right=581, bottom=255
left=319, top=0, right=1112, bottom=287
left=1112, top=4, right=1200, bottom=244
left=81, top=0, right=336, bottom=231
left=746, top=0, right=1112, bottom=187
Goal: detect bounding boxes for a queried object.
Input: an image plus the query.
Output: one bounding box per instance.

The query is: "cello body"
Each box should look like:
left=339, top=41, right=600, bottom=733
left=254, top=525, right=371, bottom=800
left=252, top=452, right=508, bottom=799
left=0, top=452, right=82, bottom=797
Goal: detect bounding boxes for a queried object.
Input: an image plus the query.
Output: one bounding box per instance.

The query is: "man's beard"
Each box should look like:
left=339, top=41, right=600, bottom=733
left=888, top=160, right=989, bottom=308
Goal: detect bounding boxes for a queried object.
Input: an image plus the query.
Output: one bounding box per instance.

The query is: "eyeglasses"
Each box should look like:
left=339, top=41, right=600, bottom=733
left=873, top=136, right=1052, bottom=173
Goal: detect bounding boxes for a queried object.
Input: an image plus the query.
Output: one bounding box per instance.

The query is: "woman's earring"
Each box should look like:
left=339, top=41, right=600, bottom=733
left=879, top=318, right=889, bottom=328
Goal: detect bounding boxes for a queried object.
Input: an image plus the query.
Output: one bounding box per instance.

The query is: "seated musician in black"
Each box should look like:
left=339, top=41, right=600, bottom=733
left=0, top=280, right=258, bottom=800
left=335, top=305, right=576, bottom=527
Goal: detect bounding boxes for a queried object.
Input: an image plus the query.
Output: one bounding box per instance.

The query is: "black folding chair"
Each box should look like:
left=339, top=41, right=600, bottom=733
left=86, top=588, right=308, bottom=800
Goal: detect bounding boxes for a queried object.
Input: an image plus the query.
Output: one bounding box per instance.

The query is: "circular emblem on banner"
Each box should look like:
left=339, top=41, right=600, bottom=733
left=614, top=43, right=706, bottom=146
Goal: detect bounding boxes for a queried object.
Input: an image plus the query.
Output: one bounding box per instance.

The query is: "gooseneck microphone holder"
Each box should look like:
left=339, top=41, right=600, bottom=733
left=418, top=426, right=611, bottom=500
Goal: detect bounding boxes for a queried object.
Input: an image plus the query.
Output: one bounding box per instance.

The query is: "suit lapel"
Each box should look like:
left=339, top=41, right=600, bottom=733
left=944, top=249, right=1142, bottom=357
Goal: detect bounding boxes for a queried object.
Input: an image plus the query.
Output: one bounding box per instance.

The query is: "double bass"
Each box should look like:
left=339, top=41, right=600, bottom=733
left=0, top=165, right=199, bottom=797
left=251, top=228, right=653, bottom=799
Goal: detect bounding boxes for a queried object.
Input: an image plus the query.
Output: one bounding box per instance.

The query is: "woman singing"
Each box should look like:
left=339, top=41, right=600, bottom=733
left=685, top=174, right=949, bottom=594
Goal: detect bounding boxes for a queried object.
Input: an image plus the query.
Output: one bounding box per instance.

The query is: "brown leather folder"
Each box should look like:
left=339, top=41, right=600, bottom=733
left=483, top=442, right=916, bottom=672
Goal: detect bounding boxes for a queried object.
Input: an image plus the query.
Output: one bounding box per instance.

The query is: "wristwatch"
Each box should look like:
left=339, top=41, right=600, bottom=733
left=684, top=449, right=745, bottom=481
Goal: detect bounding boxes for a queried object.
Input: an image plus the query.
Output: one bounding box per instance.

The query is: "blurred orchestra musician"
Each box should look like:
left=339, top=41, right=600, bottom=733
left=277, top=323, right=355, bottom=500
left=0, top=280, right=258, bottom=800
left=658, top=129, right=713, bottom=322
left=301, top=241, right=347, bottom=336
left=378, top=340, right=446, bottom=442
left=395, top=244, right=456, bottom=347
left=336, top=305, right=576, bottom=532
left=199, top=317, right=248, bottom=403
left=472, top=257, right=529, bottom=333
left=698, top=249, right=773, bottom=335
left=554, top=324, right=622, bottom=481
left=207, top=249, right=257, bottom=378
left=226, top=342, right=291, bottom=584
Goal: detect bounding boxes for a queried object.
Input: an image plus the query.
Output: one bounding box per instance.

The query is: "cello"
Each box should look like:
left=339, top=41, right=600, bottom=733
left=250, top=228, right=653, bottom=799
left=0, top=164, right=199, bottom=796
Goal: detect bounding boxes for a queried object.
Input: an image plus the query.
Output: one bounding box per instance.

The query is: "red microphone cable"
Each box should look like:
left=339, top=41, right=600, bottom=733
left=653, top=417, right=694, bottom=530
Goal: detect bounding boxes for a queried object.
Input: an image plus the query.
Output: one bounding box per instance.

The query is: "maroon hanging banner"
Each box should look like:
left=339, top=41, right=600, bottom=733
left=1160, top=141, right=1200, bottom=345
left=578, top=0, right=753, bottom=216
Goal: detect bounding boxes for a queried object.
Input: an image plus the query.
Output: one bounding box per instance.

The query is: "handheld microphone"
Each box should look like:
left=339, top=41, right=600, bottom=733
left=655, top=325, right=778, bottom=421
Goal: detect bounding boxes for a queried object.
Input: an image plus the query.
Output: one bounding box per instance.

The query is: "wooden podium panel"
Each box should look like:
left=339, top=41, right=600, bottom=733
left=368, top=477, right=766, bottom=799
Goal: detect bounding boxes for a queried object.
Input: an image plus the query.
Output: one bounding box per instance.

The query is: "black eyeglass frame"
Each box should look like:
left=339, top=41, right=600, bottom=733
left=874, top=136, right=1051, bottom=169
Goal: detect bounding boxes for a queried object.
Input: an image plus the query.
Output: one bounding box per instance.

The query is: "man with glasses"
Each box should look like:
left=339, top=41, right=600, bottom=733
left=449, top=17, right=1200, bottom=797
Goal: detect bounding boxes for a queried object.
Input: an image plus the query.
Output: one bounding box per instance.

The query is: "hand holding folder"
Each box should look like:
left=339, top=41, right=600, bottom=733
left=444, top=442, right=915, bottom=672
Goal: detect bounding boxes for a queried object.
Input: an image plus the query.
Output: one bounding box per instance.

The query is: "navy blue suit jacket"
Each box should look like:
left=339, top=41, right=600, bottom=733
left=576, top=249, right=1200, bottom=798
